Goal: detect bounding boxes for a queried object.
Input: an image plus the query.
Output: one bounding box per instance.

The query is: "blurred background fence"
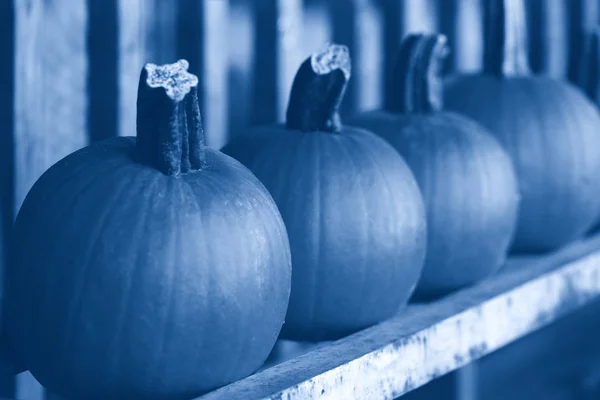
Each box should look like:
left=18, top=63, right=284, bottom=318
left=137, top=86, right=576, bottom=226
left=1, top=0, right=600, bottom=398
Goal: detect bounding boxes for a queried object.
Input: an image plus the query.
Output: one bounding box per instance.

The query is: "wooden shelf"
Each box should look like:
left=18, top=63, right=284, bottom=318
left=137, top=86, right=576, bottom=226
left=196, top=234, right=600, bottom=400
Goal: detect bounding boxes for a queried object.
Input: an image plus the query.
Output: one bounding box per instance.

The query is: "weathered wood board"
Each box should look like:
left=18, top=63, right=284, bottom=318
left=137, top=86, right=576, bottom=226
left=197, top=235, right=600, bottom=400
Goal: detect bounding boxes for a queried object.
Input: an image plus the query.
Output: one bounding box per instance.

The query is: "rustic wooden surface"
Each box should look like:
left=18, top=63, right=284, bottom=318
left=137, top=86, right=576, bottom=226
left=196, top=235, right=600, bottom=400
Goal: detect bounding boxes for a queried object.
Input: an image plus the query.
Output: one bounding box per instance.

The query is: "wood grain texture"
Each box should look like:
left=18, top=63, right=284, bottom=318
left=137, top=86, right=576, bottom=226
left=196, top=235, right=600, bottom=400
left=14, top=0, right=89, bottom=212
left=12, top=1, right=89, bottom=398
left=252, top=0, right=303, bottom=125
left=329, top=0, right=383, bottom=115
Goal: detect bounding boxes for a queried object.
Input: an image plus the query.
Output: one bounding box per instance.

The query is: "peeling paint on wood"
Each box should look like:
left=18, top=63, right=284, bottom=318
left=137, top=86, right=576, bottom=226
left=197, top=235, right=600, bottom=400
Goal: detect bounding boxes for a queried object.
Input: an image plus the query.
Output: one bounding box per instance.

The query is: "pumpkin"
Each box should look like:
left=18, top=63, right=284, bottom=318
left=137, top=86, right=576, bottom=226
left=348, top=33, right=520, bottom=299
left=222, top=44, right=427, bottom=341
left=444, top=0, right=600, bottom=253
left=6, top=60, right=292, bottom=400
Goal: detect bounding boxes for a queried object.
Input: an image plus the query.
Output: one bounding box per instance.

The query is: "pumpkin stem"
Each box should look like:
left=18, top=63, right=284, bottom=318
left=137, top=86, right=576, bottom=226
left=286, top=44, right=351, bottom=132
left=135, top=59, right=205, bottom=175
left=575, top=28, right=600, bottom=105
left=483, top=0, right=530, bottom=77
left=387, top=33, right=449, bottom=114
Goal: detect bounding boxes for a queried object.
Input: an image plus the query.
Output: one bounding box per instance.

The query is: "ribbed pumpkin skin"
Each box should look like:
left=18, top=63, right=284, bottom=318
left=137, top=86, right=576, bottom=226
left=444, top=76, right=600, bottom=252
left=222, top=126, right=427, bottom=341
left=349, top=111, right=519, bottom=297
left=7, top=137, right=292, bottom=400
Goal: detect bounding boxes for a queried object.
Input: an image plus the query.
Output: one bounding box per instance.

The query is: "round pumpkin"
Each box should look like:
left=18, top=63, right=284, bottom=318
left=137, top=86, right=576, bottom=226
left=6, top=60, right=292, bottom=400
left=222, top=44, right=427, bottom=341
left=444, top=0, right=600, bottom=253
left=348, top=33, right=520, bottom=299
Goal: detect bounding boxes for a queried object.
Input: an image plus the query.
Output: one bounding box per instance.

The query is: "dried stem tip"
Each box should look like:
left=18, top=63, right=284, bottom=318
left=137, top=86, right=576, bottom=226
left=136, top=59, right=205, bottom=175
left=286, top=44, right=351, bottom=133
left=145, top=60, right=199, bottom=101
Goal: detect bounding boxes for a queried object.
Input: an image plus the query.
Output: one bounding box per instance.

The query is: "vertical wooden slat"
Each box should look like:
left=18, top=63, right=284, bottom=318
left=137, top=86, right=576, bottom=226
left=381, top=0, right=438, bottom=110
left=526, top=0, right=569, bottom=78
left=252, top=0, right=304, bottom=125
left=13, top=0, right=90, bottom=398
left=0, top=4, right=15, bottom=396
left=14, top=0, right=89, bottom=211
left=118, top=0, right=177, bottom=137
left=227, top=0, right=254, bottom=140
left=88, top=0, right=119, bottom=142
left=330, top=0, right=384, bottom=115
left=196, top=0, right=229, bottom=148
left=303, top=0, right=332, bottom=55
left=438, top=0, right=483, bottom=74
left=568, top=0, right=600, bottom=82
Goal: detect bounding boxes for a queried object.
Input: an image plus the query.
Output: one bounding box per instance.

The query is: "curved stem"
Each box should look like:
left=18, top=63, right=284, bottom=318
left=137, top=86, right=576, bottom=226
left=483, top=0, right=530, bottom=77
left=575, top=28, right=600, bottom=105
left=136, top=59, right=205, bottom=175
left=285, top=44, right=351, bottom=132
left=387, top=33, right=449, bottom=114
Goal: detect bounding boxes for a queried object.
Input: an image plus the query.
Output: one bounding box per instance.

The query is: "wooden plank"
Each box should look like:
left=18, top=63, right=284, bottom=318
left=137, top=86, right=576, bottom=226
left=252, top=0, right=303, bottom=125
left=88, top=0, right=118, bottom=142
left=0, top=1, right=19, bottom=394
left=438, top=0, right=483, bottom=73
left=0, top=6, right=15, bottom=396
left=14, top=0, right=89, bottom=211
left=196, top=0, right=229, bottom=148
left=196, top=235, right=600, bottom=400
left=329, top=0, right=384, bottom=115
left=12, top=0, right=90, bottom=398
left=526, top=0, right=570, bottom=78
left=227, top=0, right=255, bottom=140
left=568, top=0, right=600, bottom=82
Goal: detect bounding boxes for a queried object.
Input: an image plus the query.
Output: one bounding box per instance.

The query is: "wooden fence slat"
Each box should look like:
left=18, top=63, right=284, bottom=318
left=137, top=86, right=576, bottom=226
left=330, top=0, right=384, bottom=115
left=196, top=0, right=229, bottom=149
left=0, top=6, right=15, bottom=397
left=526, top=0, right=569, bottom=78
left=438, top=0, right=483, bottom=74
left=88, top=0, right=119, bottom=142
left=12, top=0, right=90, bottom=398
left=302, top=0, right=332, bottom=55
left=227, top=0, right=254, bottom=140
left=14, top=0, right=89, bottom=212
left=568, top=0, right=600, bottom=82
left=252, top=0, right=304, bottom=125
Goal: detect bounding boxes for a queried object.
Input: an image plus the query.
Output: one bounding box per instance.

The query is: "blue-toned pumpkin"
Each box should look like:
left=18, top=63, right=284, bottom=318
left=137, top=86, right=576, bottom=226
left=444, top=0, right=600, bottom=252
left=6, top=60, right=292, bottom=400
left=349, top=33, right=519, bottom=299
left=222, top=45, right=427, bottom=341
